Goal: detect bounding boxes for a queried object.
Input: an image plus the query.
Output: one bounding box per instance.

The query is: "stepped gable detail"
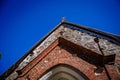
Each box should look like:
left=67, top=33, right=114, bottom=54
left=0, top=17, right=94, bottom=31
left=0, top=21, right=120, bottom=80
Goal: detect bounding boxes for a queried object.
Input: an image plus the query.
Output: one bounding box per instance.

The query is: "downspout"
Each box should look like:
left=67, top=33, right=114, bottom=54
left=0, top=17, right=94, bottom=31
left=94, top=38, right=111, bottom=80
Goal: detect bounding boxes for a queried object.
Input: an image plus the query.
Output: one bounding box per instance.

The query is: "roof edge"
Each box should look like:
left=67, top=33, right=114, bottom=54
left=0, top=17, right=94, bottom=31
left=62, top=21, right=120, bottom=45
left=0, top=22, right=63, bottom=79
left=0, top=21, right=120, bottom=79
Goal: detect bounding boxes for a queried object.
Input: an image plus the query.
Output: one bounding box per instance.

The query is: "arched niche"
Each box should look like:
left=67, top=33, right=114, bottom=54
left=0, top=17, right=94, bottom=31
left=39, top=64, right=89, bottom=80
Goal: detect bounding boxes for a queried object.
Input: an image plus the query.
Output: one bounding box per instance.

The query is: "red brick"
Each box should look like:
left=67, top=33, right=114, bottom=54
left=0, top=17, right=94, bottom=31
left=17, top=39, right=119, bottom=80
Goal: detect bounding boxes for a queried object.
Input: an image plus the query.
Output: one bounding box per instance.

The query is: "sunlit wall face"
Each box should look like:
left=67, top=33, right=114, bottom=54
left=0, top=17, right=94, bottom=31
left=0, top=0, right=120, bottom=75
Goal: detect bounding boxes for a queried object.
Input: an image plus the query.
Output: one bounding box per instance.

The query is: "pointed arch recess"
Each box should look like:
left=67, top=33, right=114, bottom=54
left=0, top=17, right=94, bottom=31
left=39, top=64, right=89, bottom=80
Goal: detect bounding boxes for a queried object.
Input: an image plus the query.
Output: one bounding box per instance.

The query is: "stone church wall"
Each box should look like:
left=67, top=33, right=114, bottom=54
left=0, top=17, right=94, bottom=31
left=6, top=24, right=120, bottom=80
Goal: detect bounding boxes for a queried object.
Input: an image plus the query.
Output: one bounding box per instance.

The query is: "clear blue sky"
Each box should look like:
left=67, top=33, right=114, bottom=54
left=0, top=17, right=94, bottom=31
left=0, top=0, right=120, bottom=75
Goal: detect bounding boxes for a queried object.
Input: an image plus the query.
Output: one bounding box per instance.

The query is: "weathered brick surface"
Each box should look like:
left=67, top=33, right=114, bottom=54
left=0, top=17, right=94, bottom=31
left=17, top=45, right=112, bottom=80
left=115, top=55, right=120, bottom=74
left=16, top=24, right=120, bottom=73
left=4, top=22, right=120, bottom=80
left=105, top=65, right=120, bottom=80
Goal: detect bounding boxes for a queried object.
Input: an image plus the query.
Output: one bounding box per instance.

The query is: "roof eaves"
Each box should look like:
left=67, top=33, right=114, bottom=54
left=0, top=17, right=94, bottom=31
left=62, top=21, right=120, bottom=45
left=1, top=21, right=120, bottom=79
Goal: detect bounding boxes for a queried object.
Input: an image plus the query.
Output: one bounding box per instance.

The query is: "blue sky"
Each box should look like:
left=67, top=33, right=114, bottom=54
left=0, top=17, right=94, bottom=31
left=0, top=0, right=120, bottom=75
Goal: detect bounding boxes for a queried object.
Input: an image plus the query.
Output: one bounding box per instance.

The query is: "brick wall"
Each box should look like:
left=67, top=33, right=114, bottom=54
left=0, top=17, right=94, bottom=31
left=15, top=38, right=119, bottom=80
left=3, top=22, right=120, bottom=80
